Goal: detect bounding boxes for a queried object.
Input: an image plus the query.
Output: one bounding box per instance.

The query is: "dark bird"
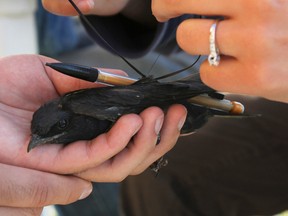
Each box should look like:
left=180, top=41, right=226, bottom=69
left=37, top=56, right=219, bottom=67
left=28, top=77, right=237, bottom=152
left=28, top=0, right=245, bottom=152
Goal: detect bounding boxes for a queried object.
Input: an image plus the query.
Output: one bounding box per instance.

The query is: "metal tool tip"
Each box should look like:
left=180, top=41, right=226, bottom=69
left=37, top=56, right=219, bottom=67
left=230, top=101, right=245, bottom=114
left=45, top=62, right=99, bottom=82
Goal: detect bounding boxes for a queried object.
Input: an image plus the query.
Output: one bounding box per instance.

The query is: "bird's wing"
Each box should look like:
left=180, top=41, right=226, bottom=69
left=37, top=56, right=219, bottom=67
left=60, top=80, right=215, bottom=121
left=60, top=86, right=147, bottom=121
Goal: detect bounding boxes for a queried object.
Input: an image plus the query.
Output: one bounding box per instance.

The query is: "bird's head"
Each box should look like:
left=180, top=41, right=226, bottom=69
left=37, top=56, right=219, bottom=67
left=28, top=99, right=111, bottom=152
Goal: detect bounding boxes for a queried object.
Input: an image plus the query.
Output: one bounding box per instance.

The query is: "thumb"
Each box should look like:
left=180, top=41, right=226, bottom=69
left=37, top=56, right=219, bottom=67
left=42, top=0, right=93, bottom=16
left=0, top=163, right=92, bottom=207
left=0, top=207, right=43, bottom=216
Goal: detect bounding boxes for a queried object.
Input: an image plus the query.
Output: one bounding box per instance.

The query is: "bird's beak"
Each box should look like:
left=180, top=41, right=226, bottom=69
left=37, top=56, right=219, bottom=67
left=27, top=132, right=66, bottom=152
left=27, top=134, right=46, bottom=152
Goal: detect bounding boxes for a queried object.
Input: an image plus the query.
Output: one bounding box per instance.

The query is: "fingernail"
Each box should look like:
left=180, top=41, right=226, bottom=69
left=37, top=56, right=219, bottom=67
left=87, top=0, right=95, bottom=9
left=155, top=115, right=164, bottom=135
left=178, top=116, right=186, bottom=131
left=132, top=119, right=143, bottom=136
left=79, top=185, right=93, bottom=200
left=78, top=0, right=94, bottom=10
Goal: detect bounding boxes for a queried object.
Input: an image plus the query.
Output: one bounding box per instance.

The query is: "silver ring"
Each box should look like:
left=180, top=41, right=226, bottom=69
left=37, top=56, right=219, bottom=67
left=208, top=21, right=220, bottom=66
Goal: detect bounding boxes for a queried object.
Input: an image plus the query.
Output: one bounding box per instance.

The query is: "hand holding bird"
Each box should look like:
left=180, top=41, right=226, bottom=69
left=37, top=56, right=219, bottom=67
left=0, top=54, right=186, bottom=181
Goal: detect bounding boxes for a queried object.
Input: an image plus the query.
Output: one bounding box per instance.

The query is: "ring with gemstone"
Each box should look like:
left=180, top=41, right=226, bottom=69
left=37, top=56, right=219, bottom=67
left=208, top=21, right=220, bottom=66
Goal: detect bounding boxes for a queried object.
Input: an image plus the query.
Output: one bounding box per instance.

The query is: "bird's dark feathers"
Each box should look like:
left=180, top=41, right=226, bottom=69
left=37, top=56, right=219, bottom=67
left=31, top=99, right=65, bottom=136
left=60, top=79, right=215, bottom=121
left=29, top=78, right=231, bottom=151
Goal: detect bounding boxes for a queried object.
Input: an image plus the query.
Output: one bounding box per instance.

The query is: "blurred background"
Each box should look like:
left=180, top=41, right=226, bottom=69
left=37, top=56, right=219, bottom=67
left=0, top=0, right=38, bottom=56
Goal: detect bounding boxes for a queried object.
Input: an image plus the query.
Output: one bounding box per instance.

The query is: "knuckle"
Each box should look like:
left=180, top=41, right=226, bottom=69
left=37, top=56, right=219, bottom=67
left=246, top=59, right=275, bottom=96
left=1, top=177, right=56, bottom=208
left=246, top=27, right=269, bottom=54
left=1, top=180, right=17, bottom=205
left=31, top=179, right=77, bottom=206
left=31, top=182, right=50, bottom=207
left=152, top=0, right=180, bottom=19
left=22, top=208, right=43, bottom=216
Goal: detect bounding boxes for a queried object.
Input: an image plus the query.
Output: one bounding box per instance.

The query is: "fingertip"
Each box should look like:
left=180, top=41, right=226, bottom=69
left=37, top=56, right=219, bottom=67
left=129, top=105, right=186, bottom=175
left=154, top=16, right=169, bottom=22
left=176, top=20, right=195, bottom=54
left=138, top=106, right=165, bottom=136
left=77, top=0, right=95, bottom=14
left=166, top=104, right=187, bottom=131
left=168, top=104, right=187, bottom=118
left=177, top=112, right=187, bottom=132
left=151, top=0, right=170, bottom=22
left=41, top=0, right=49, bottom=10
left=155, top=114, right=164, bottom=135
left=139, top=106, right=164, bottom=118
left=42, top=0, right=84, bottom=16
left=78, top=182, right=93, bottom=200
left=159, top=104, right=187, bottom=145
left=106, top=114, right=143, bottom=142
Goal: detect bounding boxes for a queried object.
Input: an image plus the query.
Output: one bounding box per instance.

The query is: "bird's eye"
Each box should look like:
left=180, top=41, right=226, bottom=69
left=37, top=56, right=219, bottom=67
left=57, top=119, right=69, bottom=129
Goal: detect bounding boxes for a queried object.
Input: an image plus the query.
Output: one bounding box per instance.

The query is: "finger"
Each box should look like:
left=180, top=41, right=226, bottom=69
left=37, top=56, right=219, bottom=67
left=42, top=0, right=94, bottom=16
left=152, top=0, right=238, bottom=22
left=131, top=104, right=187, bottom=175
left=0, top=207, right=43, bottom=216
left=0, top=55, right=60, bottom=110
left=200, top=56, right=262, bottom=95
left=75, top=107, right=164, bottom=182
left=200, top=55, right=282, bottom=99
left=177, top=18, right=242, bottom=57
left=24, top=114, right=143, bottom=174
left=0, top=163, right=92, bottom=207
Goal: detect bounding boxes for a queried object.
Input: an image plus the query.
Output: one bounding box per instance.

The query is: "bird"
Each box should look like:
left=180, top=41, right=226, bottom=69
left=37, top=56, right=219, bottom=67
left=28, top=77, right=234, bottom=152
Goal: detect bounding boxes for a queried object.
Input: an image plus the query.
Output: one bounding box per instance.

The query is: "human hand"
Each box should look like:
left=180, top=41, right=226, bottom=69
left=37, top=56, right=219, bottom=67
left=41, top=0, right=129, bottom=16
left=0, top=54, right=186, bottom=182
left=42, top=0, right=155, bottom=26
left=152, top=0, right=288, bottom=103
left=0, top=163, right=91, bottom=216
